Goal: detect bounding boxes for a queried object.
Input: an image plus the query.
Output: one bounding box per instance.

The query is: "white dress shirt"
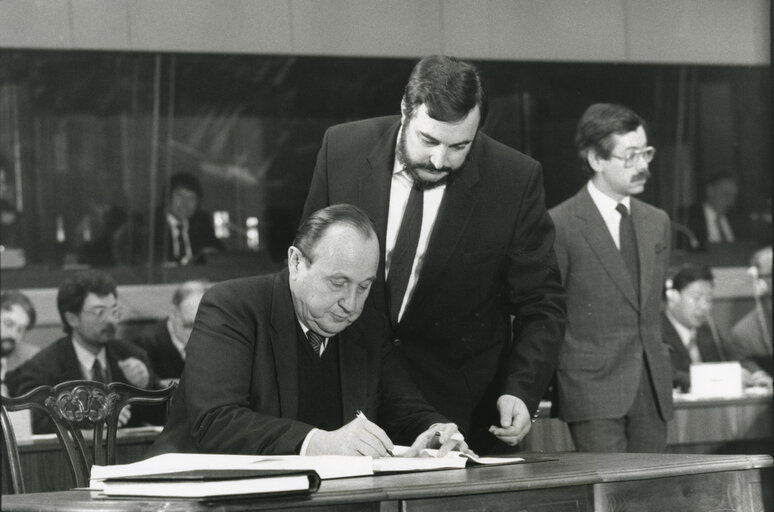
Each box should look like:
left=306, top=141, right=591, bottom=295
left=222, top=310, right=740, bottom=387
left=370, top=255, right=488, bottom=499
left=703, top=203, right=735, bottom=243
left=166, top=318, right=188, bottom=360
left=385, top=128, right=447, bottom=322
left=666, top=310, right=702, bottom=363
left=166, top=213, right=193, bottom=263
left=587, top=181, right=631, bottom=250
left=72, top=339, right=109, bottom=381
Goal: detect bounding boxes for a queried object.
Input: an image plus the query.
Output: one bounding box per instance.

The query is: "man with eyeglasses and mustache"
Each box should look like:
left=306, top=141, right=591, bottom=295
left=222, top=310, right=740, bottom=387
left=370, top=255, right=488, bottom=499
left=303, top=55, right=566, bottom=454
left=8, top=270, right=160, bottom=433
left=549, top=103, right=673, bottom=453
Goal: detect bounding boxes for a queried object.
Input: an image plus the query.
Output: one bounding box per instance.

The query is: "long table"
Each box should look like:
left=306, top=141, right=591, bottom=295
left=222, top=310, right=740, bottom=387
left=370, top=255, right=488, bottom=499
left=3, top=452, right=772, bottom=511
left=522, top=392, right=774, bottom=454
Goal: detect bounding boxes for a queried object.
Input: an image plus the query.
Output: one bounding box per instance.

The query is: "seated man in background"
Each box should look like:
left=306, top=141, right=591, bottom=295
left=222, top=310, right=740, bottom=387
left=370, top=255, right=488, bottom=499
left=1, top=290, right=39, bottom=396
left=728, top=246, right=773, bottom=387
left=661, top=265, right=726, bottom=393
left=679, top=173, right=747, bottom=252
left=7, top=270, right=162, bottom=433
left=150, top=204, right=467, bottom=457
left=133, top=280, right=208, bottom=386
left=155, top=171, right=223, bottom=265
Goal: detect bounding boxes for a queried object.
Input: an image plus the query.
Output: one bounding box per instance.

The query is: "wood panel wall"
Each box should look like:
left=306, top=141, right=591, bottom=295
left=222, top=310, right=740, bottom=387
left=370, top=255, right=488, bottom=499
left=0, top=0, right=769, bottom=64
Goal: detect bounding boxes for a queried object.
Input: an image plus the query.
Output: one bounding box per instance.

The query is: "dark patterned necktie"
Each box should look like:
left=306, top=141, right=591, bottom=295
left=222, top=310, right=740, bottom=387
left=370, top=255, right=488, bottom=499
left=387, top=185, right=423, bottom=326
left=91, top=358, right=106, bottom=383
left=616, top=203, right=640, bottom=300
left=306, top=330, right=325, bottom=357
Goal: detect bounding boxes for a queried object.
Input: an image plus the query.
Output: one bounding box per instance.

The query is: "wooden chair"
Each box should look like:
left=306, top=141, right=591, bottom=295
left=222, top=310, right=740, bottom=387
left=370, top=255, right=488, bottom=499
left=1, top=380, right=176, bottom=494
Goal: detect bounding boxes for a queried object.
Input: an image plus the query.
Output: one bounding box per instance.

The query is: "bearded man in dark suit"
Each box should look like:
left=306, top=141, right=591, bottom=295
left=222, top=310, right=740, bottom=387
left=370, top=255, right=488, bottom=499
left=302, top=55, right=566, bottom=453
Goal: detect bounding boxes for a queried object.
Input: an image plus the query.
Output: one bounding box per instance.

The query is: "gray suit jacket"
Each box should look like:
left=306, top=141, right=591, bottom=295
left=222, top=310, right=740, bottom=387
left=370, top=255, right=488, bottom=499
left=549, top=185, right=673, bottom=423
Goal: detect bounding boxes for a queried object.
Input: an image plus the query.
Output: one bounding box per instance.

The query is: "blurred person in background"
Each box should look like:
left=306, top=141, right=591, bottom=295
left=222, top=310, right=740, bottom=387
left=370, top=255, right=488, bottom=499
left=727, top=246, right=773, bottom=388
left=132, top=280, right=208, bottom=386
left=1, top=290, right=39, bottom=396
left=661, top=265, right=726, bottom=393
left=679, top=173, right=749, bottom=252
left=155, top=172, right=224, bottom=265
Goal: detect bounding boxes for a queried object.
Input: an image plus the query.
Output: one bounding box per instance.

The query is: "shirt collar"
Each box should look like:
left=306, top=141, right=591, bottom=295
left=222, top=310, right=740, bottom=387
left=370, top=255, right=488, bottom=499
left=666, top=309, right=696, bottom=347
left=166, top=213, right=188, bottom=229
left=71, top=338, right=107, bottom=374
left=587, top=180, right=631, bottom=216
left=166, top=317, right=188, bottom=358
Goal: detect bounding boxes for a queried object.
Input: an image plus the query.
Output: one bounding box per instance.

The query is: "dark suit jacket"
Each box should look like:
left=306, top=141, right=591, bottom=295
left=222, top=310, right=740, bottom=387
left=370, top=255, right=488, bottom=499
left=661, top=313, right=725, bottom=392
left=302, top=116, right=566, bottom=447
left=132, top=320, right=185, bottom=380
left=7, top=337, right=160, bottom=434
left=149, top=269, right=447, bottom=456
left=678, top=203, right=746, bottom=252
left=549, top=185, right=673, bottom=423
left=728, top=301, right=773, bottom=375
left=153, top=208, right=224, bottom=263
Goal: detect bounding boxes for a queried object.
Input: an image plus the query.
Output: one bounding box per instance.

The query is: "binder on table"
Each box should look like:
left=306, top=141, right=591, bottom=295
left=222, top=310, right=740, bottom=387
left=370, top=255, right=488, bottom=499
left=97, top=468, right=321, bottom=499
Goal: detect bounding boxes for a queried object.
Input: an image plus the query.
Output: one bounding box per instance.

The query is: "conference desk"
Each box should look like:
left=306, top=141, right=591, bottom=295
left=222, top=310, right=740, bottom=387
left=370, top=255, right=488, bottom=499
left=523, top=391, right=774, bottom=454
left=3, top=452, right=772, bottom=512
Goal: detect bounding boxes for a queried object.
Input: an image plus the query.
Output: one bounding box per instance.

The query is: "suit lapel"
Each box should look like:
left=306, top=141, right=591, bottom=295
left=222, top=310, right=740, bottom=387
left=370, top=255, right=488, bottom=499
left=269, top=270, right=300, bottom=418
left=631, top=199, right=657, bottom=307
left=61, top=338, right=87, bottom=381
left=337, top=326, right=367, bottom=423
left=363, top=121, right=400, bottom=314
left=575, top=188, right=639, bottom=309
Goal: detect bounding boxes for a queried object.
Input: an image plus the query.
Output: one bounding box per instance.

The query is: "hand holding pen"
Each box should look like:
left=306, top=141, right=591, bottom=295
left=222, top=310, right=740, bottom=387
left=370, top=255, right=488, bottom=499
left=305, top=409, right=395, bottom=457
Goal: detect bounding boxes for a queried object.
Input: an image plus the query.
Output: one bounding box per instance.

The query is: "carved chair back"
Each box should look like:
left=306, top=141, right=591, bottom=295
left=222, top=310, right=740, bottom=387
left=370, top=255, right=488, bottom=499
left=1, top=380, right=176, bottom=494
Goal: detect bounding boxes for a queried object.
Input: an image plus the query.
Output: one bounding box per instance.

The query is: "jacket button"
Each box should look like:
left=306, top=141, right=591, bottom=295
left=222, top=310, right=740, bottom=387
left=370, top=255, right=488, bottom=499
left=392, top=339, right=401, bottom=347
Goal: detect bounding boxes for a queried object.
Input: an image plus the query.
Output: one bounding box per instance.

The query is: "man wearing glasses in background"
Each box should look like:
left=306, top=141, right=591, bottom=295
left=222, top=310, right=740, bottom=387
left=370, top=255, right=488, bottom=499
left=7, top=270, right=161, bottom=433
left=549, top=103, right=673, bottom=452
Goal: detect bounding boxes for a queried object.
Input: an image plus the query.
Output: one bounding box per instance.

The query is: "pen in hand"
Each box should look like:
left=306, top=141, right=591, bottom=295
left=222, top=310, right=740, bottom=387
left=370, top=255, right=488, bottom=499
left=356, top=410, right=394, bottom=457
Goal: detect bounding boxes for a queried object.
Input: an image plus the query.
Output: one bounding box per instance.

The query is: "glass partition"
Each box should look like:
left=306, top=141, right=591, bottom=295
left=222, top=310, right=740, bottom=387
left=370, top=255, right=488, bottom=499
left=1, top=50, right=769, bottom=286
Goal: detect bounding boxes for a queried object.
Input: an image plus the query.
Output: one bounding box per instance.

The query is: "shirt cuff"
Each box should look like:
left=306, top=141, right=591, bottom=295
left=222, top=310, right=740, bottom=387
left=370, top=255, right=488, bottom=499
left=299, top=428, right=320, bottom=456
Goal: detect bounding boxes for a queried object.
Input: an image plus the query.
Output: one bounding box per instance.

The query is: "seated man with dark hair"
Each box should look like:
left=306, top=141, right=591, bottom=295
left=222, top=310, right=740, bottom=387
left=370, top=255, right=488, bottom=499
left=661, top=265, right=726, bottom=392
left=156, top=171, right=224, bottom=265
left=7, top=270, right=162, bottom=433
left=150, top=204, right=468, bottom=457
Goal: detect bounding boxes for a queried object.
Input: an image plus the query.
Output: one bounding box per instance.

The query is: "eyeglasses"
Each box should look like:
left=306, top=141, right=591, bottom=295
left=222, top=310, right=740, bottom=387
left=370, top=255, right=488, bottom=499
left=609, top=147, right=655, bottom=168
left=681, top=294, right=713, bottom=306
left=82, top=306, right=123, bottom=321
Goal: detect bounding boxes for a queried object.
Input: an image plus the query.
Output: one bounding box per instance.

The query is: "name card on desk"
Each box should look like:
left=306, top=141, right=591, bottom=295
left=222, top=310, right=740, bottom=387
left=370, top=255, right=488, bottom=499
left=690, top=362, right=743, bottom=398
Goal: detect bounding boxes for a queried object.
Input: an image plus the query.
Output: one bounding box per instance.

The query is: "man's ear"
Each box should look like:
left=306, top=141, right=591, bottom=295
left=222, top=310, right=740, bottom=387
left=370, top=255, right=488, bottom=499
left=587, top=148, right=604, bottom=173
left=287, top=246, right=303, bottom=277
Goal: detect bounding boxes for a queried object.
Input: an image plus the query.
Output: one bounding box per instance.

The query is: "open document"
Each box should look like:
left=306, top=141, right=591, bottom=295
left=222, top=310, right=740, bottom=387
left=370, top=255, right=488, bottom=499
left=91, top=449, right=526, bottom=495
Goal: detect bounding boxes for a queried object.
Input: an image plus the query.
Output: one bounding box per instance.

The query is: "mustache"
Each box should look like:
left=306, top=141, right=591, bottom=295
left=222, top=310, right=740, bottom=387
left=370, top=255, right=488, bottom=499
left=631, top=170, right=651, bottom=182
